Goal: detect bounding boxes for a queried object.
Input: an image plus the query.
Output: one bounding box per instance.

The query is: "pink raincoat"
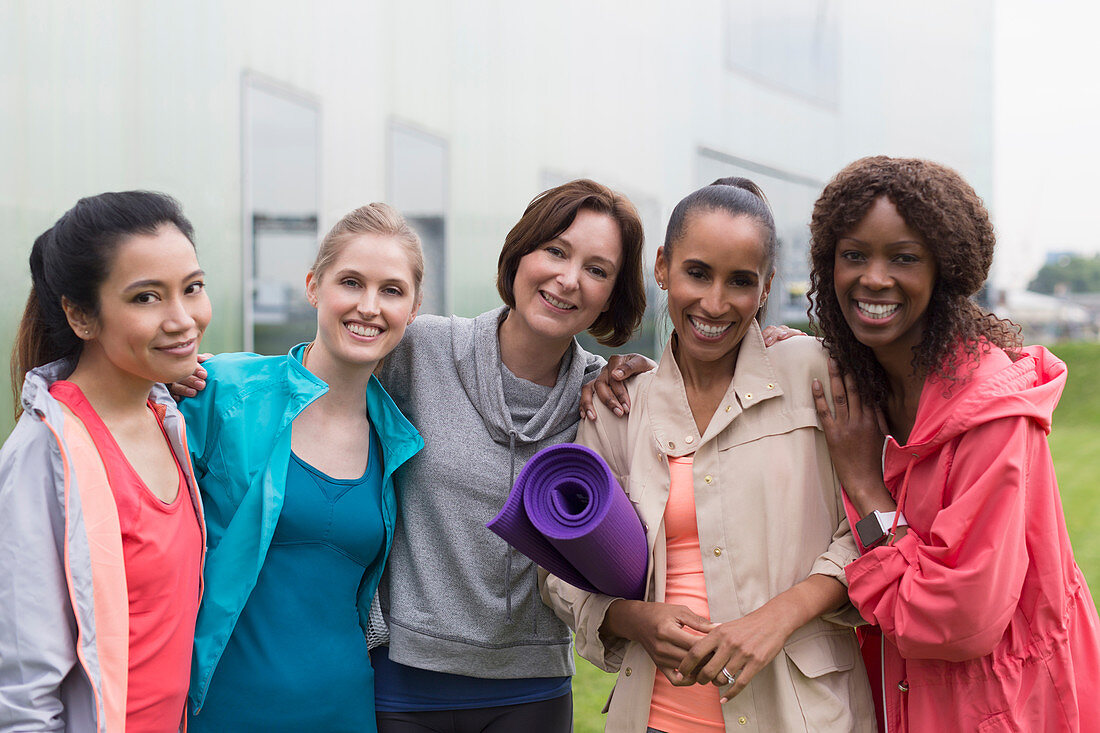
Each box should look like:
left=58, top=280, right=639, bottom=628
left=845, top=345, right=1100, bottom=732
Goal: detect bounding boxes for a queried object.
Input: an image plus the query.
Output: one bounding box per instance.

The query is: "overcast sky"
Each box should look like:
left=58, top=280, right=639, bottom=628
left=994, top=0, right=1100, bottom=289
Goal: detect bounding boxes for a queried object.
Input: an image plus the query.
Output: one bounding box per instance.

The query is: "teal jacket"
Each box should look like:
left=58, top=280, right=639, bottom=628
left=179, top=343, right=423, bottom=713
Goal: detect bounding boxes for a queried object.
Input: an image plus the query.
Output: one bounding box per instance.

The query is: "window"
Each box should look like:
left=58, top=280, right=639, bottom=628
left=241, top=74, right=321, bottom=354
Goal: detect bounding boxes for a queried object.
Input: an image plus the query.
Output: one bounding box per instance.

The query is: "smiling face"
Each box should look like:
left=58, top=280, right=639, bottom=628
left=833, top=196, right=937, bottom=368
left=306, top=233, right=420, bottom=373
left=507, top=208, right=623, bottom=347
left=657, top=209, right=773, bottom=372
left=77, top=224, right=211, bottom=386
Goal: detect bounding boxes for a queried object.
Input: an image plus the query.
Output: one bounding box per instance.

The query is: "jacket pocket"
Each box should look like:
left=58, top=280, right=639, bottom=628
left=782, top=625, right=869, bottom=732
left=783, top=626, right=856, bottom=678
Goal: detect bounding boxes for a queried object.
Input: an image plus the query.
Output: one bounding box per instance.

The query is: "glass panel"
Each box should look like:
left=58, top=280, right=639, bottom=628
left=242, top=77, right=320, bottom=355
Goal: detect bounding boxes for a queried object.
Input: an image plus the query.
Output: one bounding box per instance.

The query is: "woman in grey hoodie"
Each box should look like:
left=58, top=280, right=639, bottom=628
left=370, top=179, right=648, bottom=732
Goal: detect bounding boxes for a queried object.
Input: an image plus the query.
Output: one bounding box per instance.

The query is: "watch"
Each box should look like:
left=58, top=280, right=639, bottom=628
left=855, top=510, right=907, bottom=550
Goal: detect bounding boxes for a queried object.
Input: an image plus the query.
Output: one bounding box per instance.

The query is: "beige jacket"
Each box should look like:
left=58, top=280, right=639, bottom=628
left=542, top=325, right=875, bottom=732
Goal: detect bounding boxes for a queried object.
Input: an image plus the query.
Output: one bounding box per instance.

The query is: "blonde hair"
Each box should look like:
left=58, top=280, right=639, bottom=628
left=311, top=203, right=425, bottom=298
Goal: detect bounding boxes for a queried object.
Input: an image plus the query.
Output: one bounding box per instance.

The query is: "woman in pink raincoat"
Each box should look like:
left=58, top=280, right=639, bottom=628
left=808, top=155, right=1100, bottom=732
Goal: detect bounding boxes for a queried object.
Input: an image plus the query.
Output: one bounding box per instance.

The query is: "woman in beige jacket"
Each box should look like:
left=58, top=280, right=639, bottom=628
left=542, top=178, right=875, bottom=732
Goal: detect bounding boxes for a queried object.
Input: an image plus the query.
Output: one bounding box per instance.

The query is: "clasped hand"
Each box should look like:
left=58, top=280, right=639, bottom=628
left=608, top=600, right=790, bottom=703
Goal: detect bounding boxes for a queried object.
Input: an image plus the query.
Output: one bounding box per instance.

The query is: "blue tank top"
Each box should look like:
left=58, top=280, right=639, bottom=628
left=191, top=428, right=384, bottom=732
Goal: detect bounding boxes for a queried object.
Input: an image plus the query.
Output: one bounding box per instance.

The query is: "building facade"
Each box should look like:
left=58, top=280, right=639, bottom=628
left=0, top=0, right=993, bottom=434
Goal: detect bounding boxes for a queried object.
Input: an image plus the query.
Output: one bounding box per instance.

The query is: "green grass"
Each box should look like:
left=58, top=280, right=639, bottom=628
left=1048, top=341, right=1100, bottom=597
left=572, top=654, right=616, bottom=733
left=570, top=341, right=1100, bottom=729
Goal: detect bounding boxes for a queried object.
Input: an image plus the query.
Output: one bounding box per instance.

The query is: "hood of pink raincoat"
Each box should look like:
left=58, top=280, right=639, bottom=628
left=883, top=344, right=1066, bottom=485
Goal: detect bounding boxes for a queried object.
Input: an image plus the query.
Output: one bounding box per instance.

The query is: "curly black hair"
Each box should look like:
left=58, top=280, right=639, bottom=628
left=808, top=156, right=1021, bottom=407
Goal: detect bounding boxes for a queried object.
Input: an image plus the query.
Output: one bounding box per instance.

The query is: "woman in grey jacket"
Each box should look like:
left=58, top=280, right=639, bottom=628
left=370, top=179, right=648, bottom=732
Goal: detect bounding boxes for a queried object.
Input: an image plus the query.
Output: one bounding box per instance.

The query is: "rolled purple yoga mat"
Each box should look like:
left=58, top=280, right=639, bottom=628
left=487, top=443, right=648, bottom=600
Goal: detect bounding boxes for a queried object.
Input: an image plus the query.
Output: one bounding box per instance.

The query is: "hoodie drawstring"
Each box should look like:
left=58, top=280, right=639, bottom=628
left=504, top=430, right=518, bottom=622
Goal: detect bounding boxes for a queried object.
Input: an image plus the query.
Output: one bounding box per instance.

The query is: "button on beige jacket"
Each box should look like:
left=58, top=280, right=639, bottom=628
left=541, top=325, right=875, bottom=732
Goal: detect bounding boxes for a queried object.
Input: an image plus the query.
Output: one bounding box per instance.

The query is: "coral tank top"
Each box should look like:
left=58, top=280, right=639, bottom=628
left=648, top=455, right=724, bottom=732
left=51, top=381, right=201, bottom=733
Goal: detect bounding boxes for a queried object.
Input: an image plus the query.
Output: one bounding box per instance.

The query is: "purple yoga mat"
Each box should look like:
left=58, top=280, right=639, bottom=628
left=487, top=442, right=648, bottom=600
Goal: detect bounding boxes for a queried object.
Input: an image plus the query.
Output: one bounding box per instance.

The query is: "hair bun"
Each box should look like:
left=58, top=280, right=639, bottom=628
left=710, top=176, right=769, bottom=204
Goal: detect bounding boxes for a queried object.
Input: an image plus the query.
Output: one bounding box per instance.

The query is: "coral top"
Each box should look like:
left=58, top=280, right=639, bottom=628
left=50, top=381, right=201, bottom=732
left=648, top=455, right=724, bottom=732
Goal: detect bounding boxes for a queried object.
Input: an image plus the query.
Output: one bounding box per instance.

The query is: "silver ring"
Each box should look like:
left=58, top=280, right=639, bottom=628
left=721, top=667, right=736, bottom=684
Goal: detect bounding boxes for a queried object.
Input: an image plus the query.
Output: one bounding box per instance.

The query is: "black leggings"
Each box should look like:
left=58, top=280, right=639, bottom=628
left=375, top=692, right=573, bottom=733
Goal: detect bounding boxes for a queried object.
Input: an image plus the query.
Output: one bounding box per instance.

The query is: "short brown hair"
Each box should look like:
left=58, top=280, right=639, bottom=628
left=496, top=179, right=645, bottom=347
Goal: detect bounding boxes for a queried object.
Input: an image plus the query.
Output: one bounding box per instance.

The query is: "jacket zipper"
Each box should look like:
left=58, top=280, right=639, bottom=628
left=881, top=633, right=889, bottom=733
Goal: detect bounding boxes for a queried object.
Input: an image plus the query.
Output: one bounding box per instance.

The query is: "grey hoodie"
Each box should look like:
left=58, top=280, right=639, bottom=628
left=377, top=307, right=603, bottom=678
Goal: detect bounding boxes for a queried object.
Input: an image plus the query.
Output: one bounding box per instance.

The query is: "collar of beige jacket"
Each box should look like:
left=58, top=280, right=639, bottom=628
left=647, top=320, right=785, bottom=456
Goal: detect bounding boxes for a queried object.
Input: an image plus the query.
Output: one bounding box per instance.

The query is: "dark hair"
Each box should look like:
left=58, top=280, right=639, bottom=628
left=496, top=179, right=646, bottom=347
left=808, top=156, right=1021, bottom=406
left=663, top=176, right=778, bottom=323
left=12, top=191, right=196, bottom=404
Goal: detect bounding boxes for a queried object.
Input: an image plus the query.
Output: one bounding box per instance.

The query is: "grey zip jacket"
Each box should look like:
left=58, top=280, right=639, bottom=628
left=0, top=361, right=204, bottom=732
left=377, top=307, right=603, bottom=678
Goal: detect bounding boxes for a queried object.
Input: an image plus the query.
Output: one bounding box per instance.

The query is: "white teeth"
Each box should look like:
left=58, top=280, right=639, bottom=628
left=688, top=316, right=733, bottom=338
left=856, top=302, right=900, bottom=319
left=346, top=323, right=380, bottom=337
left=541, top=292, right=576, bottom=310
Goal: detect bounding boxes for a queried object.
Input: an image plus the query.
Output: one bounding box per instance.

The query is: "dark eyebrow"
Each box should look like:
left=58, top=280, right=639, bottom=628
left=683, top=258, right=759, bottom=279
left=838, top=236, right=924, bottom=247
left=682, top=258, right=711, bottom=270
left=122, top=269, right=205, bottom=292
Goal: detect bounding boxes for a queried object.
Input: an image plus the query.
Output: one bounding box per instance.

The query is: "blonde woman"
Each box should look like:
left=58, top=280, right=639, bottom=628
left=181, top=204, right=424, bottom=732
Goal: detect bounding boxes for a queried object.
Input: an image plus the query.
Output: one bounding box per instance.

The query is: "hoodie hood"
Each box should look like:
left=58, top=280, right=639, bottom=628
left=884, top=344, right=1066, bottom=485
left=451, top=305, right=602, bottom=447
left=19, top=358, right=75, bottom=419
